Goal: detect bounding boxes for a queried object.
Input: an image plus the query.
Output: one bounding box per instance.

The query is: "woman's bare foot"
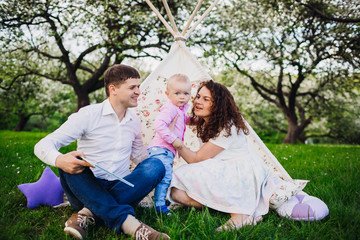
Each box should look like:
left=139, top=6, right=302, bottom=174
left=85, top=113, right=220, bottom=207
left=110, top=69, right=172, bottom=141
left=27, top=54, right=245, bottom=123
left=255, top=215, right=263, bottom=223
left=215, top=214, right=257, bottom=232
left=170, top=188, right=203, bottom=208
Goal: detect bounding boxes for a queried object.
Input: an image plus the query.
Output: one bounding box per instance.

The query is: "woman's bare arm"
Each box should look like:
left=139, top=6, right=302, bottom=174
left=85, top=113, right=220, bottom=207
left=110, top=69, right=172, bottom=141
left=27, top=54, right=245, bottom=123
left=169, top=115, right=224, bottom=164
left=174, top=141, right=224, bottom=164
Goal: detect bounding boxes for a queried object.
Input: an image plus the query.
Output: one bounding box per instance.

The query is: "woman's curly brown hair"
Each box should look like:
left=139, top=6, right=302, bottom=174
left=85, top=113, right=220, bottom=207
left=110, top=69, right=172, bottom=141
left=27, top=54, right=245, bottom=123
left=190, top=80, right=249, bottom=142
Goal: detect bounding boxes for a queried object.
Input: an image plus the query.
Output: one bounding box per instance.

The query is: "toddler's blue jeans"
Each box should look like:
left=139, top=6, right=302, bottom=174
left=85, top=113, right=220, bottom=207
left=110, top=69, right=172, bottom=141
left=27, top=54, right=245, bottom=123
left=148, top=147, right=175, bottom=207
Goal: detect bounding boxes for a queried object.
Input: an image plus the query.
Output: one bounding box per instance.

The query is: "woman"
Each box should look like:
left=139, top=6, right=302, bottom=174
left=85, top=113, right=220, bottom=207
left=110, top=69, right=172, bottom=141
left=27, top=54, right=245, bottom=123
left=169, top=80, right=275, bottom=231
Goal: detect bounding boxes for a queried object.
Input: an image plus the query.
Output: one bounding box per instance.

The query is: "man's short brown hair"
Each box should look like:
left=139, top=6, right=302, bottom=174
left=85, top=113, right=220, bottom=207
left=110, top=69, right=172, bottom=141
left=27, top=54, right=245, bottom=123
left=104, top=64, right=140, bottom=97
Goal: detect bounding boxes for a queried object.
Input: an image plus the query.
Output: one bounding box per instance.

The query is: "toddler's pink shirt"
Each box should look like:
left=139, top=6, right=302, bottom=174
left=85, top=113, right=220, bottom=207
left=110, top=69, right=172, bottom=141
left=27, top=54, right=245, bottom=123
left=147, top=100, right=190, bottom=155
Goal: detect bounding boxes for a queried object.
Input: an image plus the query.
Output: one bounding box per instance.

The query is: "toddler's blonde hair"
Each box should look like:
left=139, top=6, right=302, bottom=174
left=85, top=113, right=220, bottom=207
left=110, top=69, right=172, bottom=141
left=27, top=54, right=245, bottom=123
left=167, top=73, right=190, bottom=91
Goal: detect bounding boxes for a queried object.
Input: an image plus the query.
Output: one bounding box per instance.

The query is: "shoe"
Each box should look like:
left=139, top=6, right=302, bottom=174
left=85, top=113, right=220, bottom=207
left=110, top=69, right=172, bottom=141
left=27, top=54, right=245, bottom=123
left=64, top=213, right=95, bottom=239
left=155, top=205, right=171, bottom=215
left=134, top=223, right=170, bottom=240
left=215, top=216, right=256, bottom=232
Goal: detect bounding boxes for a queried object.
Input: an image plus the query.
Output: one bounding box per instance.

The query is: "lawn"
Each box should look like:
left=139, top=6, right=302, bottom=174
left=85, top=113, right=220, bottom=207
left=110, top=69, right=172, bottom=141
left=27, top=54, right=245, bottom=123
left=0, top=130, right=359, bottom=239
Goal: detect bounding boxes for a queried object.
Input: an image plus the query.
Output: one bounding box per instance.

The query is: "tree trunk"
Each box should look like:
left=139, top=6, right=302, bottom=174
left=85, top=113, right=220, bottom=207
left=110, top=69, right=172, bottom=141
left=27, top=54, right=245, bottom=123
left=283, top=121, right=301, bottom=144
left=283, top=116, right=313, bottom=144
left=75, top=91, right=90, bottom=112
left=14, top=114, right=30, bottom=131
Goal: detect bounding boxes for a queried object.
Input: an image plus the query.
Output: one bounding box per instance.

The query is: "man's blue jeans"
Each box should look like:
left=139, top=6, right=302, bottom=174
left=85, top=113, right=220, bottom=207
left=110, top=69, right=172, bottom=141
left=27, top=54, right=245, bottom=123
left=58, top=158, right=165, bottom=233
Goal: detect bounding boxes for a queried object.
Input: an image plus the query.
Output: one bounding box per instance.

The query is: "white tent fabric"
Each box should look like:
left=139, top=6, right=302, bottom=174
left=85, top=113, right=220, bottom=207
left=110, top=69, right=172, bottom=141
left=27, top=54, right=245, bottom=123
left=134, top=40, right=291, bottom=181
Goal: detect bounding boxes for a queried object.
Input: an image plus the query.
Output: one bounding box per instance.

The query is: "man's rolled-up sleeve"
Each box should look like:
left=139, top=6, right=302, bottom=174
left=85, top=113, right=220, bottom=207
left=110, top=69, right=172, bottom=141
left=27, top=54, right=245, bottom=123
left=34, top=109, right=89, bottom=166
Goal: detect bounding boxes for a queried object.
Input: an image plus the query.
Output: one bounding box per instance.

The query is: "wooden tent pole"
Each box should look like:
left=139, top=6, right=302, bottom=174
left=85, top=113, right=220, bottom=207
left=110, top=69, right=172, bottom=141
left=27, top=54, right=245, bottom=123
left=162, top=0, right=180, bottom=34
left=185, top=0, right=221, bottom=38
left=181, top=0, right=203, bottom=36
left=145, top=0, right=177, bottom=37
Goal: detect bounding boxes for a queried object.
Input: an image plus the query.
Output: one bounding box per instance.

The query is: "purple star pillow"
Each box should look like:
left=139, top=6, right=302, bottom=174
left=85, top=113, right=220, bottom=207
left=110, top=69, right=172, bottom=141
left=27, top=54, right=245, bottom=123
left=18, top=166, right=64, bottom=208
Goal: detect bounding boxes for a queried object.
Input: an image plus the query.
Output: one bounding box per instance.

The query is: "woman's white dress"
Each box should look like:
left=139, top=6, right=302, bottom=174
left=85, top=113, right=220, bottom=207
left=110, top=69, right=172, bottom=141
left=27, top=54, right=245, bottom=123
left=169, top=126, right=276, bottom=217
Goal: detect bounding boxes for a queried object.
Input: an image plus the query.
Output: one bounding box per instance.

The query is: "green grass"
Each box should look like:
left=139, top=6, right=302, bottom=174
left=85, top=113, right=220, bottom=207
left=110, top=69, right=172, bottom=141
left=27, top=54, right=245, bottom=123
left=1, top=130, right=359, bottom=239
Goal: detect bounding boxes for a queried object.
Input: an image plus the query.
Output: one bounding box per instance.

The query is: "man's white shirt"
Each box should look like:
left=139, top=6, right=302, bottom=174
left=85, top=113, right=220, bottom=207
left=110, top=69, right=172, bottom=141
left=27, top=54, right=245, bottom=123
left=34, top=99, right=148, bottom=180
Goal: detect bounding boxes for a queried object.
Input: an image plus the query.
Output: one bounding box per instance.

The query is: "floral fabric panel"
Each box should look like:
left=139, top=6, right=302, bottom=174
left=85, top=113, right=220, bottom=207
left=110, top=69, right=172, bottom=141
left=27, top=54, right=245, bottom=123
left=269, top=177, right=309, bottom=209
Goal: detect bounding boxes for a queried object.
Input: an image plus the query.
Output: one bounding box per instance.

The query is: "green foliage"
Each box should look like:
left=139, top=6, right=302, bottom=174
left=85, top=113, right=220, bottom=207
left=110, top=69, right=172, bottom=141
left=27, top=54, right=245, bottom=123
left=1, top=131, right=359, bottom=239
left=0, top=77, right=75, bottom=131
left=256, top=130, right=286, bottom=144
left=0, top=0, right=210, bottom=112
left=1, top=0, right=358, bottom=144
left=215, top=68, right=359, bottom=144
left=215, top=69, right=288, bottom=143
left=0, top=111, right=18, bottom=130
left=206, top=0, right=360, bottom=144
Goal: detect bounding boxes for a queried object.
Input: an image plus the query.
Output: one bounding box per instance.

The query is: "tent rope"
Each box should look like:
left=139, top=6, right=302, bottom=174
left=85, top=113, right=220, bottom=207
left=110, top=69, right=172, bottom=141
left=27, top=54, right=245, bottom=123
left=174, top=35, right=187, bottom=41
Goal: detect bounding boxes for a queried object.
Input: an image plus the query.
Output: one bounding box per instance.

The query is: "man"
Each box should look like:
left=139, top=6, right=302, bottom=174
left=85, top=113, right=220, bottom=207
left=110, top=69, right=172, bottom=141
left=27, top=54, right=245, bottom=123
left=34, top=64, right=170, bottom=240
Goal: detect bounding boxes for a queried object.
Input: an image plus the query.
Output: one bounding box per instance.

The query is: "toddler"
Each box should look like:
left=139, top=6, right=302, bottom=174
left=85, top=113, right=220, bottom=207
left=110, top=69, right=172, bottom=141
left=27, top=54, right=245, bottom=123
left=147, top=73, right=191, bottom=215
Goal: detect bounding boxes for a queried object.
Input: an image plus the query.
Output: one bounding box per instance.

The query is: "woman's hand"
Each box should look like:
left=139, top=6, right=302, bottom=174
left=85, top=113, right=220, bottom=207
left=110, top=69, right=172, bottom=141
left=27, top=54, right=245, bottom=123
left=170, top=115, right=184, bottom=149
left=172, top=138, right=183, bottom=150
left=169, top=114, right=178, bottom=131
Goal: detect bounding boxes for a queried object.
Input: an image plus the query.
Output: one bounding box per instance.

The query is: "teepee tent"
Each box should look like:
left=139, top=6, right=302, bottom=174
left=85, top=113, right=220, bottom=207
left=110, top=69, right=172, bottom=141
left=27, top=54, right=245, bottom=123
left=136, top=0, right=291, bottom=180
left=135, top=1, right=332, bottom=222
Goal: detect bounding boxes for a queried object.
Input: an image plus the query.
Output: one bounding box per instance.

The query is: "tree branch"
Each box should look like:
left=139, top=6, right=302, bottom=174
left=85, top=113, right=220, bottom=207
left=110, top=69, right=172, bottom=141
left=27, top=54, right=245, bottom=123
left=235, top=66, right=277, bottom=102
left=73, top=44, right=100, bottom=71
left=29, top=47, right=62, bottom=60
left=224, top=53, right=278, bottom=100
left=0, top=72, right=33, bottom=90
left=23, top=67, right=69, bottom=84
left=251, top=114, right=287, bottom=134
left=276, top=56, right=288, bottom=110
left=299, top=1, right=360, bottom=23
left=82, top=50, right=112, bottom=92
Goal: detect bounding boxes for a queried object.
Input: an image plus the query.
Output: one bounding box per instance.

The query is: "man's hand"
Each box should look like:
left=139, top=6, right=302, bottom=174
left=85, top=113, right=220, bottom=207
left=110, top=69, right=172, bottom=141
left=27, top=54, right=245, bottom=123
left=55, top=151, right=93, bottom=174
